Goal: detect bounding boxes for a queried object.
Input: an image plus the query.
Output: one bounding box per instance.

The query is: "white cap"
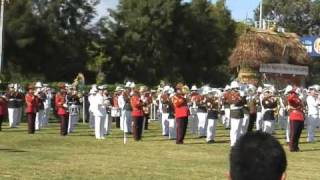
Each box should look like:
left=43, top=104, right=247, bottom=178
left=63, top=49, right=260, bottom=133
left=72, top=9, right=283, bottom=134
left=230, top=81, right=239, bottom=89
left=224, top=85, right=231, bottom=91
left=125, top=82, right=131, bottom=88
left=284, top=85, right=293, bottom=95
left=163, top=85, right=171, bottom=92
left=191, top=85, right=198, bottom=91
left=98, top=85, right=107, bottom=90
left=115, top=86, right=123, bottom=91
left=130, top=82, right=136, bottom=88
left=201, top=86, right=211, bottom=95
left=35, top=82, right=43, bottom=88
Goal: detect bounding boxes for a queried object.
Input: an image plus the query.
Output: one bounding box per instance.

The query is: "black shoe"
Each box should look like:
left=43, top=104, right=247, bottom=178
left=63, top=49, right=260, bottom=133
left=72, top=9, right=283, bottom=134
left=199, top=136, right=206, bottom=138
left=207, top=140, right=215, bottom=144
left=163, top=134, right=169, bottom=136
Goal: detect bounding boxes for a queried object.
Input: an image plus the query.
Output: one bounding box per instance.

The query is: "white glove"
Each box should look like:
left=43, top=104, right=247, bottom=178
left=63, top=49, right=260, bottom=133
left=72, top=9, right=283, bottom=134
left=63, top=104, right=68, bottom=108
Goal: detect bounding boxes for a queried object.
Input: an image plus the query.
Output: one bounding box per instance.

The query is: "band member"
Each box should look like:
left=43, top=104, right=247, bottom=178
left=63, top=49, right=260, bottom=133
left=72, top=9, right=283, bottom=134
left=35, top=82, right=47, bottom=130
left=14, top=84, right=24, bottom=126
left=130, top=89, right=144, bottom=141
left=222, top=85, right=231, bottom=129
left=67, top=86, right=81, bottom=133
left=287, top=88, right=305, bottom=152
left=226, top=81, right=245, bottom=147
left=6, top=84, right=23, bottom=128
left=103, top=89, right=112, bottom=135
left=140, top=86, right=152, bottom=130
left=206, top=90, right=220, bottom=143
left=55, top=83, right=69, bottom=136
left=118, top=84, right=132, bottom=134
left=255, top=86, right=263, bottom=131
left=190, top=86, right=200, bottom=134
left=43, top=84, right=53, bottom=127
left=168, top=91, right=176, bottom=140
left=0, top=93, right=7, bottom=131
left=261, top=89, right=278, bottom=134
left=240, top=89, right=249, bottom=135
left=88, top=85, right=98, bottom=129
left=92, top=85, right=109, bottom=139
left=247, top=85, right=257, bottom=132
left=160, top=86, right=171, bottom=136
left=196, top=86, right=210, bottom=138
left=25, top=85, right=38, bottom=134
left=306, top=86, right=319, bottom=143
left=111, top=87, right=122, bottom=128
left=173, top=83, right=189, bottom=144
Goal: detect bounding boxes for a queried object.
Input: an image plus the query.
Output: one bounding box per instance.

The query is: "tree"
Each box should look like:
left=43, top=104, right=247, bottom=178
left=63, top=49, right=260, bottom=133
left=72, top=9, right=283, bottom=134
left=254, top=0, right=320, bottom=35
left=3, top=0, right=99, bottom=82
left=98, top=0, right=237, bottom=86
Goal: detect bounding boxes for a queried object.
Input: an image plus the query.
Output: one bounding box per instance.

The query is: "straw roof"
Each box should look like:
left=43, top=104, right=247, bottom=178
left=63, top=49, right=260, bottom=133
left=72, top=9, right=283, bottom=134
left=229, top=28, right=311, bottom=70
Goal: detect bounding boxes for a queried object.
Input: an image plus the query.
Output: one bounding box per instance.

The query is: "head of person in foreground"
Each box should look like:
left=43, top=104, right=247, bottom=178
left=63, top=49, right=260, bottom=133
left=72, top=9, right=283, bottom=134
left=229, top=132, right=287, bottom=180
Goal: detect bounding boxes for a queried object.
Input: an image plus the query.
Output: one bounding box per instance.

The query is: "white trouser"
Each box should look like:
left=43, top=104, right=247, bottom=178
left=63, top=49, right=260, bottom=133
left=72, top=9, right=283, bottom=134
left=256, top=112, right=263, bottom=130
left=241, top=114, right=249, bottom=135
left=286, top=117, right=290, bottom=143
left=104, top=114, right=112, bottom=135
left=263, top=120, right=275, bottom=134
left=35, top=110, right=45, bottom=130
left=206, top=119, right=217, bottom=142
left=189, top=113, right=198, bottom=134
left=161, top=113, right=169, bottom=135
left=168, top=118, right=176, bottom=139
left=224, top=109, right=230, bottom=128
left=230, top=118, right=243, bottom=147
left=68, top=114, right=79, bottom=133
left=121, top=110, right=132, bottom=133
left=95, top=116, right=106, bottom=139
left=8, top=108, right=19, bottom=127
left=307, top=114, right=319, bottom=142
left=89, top=111, right=95, bottom=129
left=197, top=112, right=208, bottom=136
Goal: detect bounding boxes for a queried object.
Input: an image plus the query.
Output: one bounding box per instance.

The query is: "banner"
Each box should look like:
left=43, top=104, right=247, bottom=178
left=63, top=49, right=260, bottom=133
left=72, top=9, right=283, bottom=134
left=300, top=36, right=320, bottom=57
left=259, top=64, right=308, bottom=76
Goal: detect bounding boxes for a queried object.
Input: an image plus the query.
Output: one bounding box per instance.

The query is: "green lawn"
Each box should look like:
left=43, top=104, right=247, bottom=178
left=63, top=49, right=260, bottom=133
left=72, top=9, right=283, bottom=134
left=0, top=119, right=319, bottom=180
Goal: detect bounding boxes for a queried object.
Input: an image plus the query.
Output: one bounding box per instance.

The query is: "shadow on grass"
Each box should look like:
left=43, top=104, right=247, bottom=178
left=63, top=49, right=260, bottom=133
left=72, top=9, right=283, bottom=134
left=0, top=148, right=27, bottom=153
left=301, top=148, right=320, bottom=152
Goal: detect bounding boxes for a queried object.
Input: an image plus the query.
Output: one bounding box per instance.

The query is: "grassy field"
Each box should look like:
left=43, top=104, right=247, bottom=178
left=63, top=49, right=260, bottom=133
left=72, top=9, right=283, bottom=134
left=0, top=119, right=320, bottom=180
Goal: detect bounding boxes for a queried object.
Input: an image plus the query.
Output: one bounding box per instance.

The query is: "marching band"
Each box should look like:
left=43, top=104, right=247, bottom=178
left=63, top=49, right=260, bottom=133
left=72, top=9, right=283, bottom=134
left=0, top=81, right=319, bottom=151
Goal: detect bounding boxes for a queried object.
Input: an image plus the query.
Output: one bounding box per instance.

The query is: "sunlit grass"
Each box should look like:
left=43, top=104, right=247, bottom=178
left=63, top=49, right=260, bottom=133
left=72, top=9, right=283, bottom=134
left=0, top=119, right=319, bottom=180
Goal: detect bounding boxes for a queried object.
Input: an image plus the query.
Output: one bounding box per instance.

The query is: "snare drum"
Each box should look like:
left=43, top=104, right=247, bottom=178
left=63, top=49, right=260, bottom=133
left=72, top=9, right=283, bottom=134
left=111, top=107, right=121, bottom=117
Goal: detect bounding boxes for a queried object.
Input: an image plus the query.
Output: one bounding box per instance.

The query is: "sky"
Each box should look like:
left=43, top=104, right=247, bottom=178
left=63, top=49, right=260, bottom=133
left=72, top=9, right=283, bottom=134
left=96, top=0, right=261, bottom=21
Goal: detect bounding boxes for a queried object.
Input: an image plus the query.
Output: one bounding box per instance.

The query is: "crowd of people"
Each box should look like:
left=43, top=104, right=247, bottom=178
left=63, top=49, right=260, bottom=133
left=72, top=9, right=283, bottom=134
left=0, top=80, right=319, bottom=151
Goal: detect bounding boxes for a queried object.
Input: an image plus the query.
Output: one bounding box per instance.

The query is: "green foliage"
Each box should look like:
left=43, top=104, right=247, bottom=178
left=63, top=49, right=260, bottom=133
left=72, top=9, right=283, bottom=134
left=97, top=0, right=236, bottom=86
left=2, top=0, right=237, bottom=86
left=254, top=0, right=320, bottom=35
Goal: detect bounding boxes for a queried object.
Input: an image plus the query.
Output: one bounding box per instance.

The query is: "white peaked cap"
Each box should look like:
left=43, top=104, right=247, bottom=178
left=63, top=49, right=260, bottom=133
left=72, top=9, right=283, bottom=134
left=35, top=82, right=43, bottom=88
left=191, top=85, right=198, bottom=91
left=125, top=82, right=131, bottom=88
left=284, top=85, right=293, bottom=95
left=224, top=85, right=231, bottom=90
left=163, top=85, right=171, bottom=92
left=230, top=81, right=239, bottom=89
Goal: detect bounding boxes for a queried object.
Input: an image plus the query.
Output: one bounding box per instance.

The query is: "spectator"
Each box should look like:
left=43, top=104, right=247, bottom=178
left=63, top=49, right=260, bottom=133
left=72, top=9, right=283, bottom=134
left=229, top=132, right=287, bottom=180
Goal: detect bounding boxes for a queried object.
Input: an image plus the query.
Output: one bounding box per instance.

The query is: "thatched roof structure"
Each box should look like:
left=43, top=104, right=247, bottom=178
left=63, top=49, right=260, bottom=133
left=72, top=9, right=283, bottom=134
left=229, top=28, right=311, bottom=70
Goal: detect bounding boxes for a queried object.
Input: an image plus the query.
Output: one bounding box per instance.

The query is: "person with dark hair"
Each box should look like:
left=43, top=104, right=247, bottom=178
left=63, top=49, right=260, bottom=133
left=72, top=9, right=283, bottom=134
left=229, top=132, right=287, bottom=180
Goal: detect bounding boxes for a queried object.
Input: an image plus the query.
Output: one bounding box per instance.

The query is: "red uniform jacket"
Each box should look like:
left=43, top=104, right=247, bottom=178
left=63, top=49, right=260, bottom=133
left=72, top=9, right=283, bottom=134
left=25, top=93, right=37, bottom=113
left=173, top=94, right=189, bottom=119
left=0, top=96, right=7, bottom=115
left=130, top=95, right=144, bottom=117
left=288, top=93, right=304, bottom=121
left=55, top=92, right=68, bottom=115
